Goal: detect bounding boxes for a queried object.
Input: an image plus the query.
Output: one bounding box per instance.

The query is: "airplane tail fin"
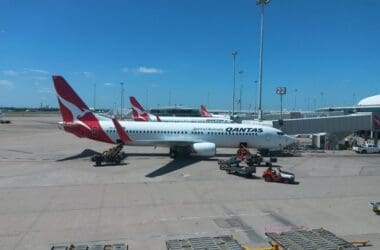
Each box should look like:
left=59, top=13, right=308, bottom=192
left=200, top=105, right=212, bottom=117
left=52, top=75, right=114, bottom=143
left=129, top=96, right=158, bottom=121
left=52, top=75, right=92, bottom=123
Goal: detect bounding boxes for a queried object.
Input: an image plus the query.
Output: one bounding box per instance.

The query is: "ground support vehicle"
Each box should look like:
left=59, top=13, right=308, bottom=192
left=218, top=157, right=256, bottom=178
left=236, top=145, right=274, bottom=167
left=262, top=166, right=295, bottom=184
left=370, top=202, right=380, bottom=214
left=353, top=142, right=380, bottom=154
left=91, top=143, right=127, bottom=166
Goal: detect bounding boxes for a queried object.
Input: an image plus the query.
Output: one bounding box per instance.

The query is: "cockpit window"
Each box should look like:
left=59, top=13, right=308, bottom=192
left=277, top=132, right=284, bottom=136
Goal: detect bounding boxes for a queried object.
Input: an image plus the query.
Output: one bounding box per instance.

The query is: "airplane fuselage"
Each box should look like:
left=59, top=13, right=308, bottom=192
left=64, top=118, right=292, bottom=150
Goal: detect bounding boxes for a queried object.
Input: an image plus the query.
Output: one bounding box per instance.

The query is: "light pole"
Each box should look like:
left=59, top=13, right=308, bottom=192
left=239, top=84, right=243, bottom=112
left=320, top=91, right=324, bottom=108
left=238, top=70, right=244, bottom=113
left=120, top=82, right=124, bottom=119
left=256, top=0, right=270, bottom=121
left=254, top=80, right=258, bottom=116
left=232, top=50, right=238, bottom=115
left=294, top=88, right=298, bottom=110
left=276, top=86, right=286, bottom=124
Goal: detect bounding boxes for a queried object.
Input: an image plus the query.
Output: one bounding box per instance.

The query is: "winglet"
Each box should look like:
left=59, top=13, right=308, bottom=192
left=112, top=118, right=132, bottom=143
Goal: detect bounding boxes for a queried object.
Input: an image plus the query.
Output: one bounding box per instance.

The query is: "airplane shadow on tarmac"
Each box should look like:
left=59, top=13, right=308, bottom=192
left=57, top=150, right=233, bottom=162
left=125, top=153, right=233, bottom=158
left=145, top=158, right=203, bottom=178
left=56, top=149, right=100, bottom=162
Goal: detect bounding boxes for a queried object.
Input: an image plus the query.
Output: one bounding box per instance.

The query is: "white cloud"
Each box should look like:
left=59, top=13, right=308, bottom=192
left=32, top=76, right=49, bottom=80
left=104, top=82, right=113, bottom=86
left=83, top=71, right=94, bottom=78
left=136, top=66, right=163, bottom=74
left=2, top=70, right=18, bottom=76
left=0, top=79, right=13, bottom=87
left=121, top=66, right=164, bottom=74
left=24, top=68, right=50, bottom=75
left=38, top=87, right=53, bottom=94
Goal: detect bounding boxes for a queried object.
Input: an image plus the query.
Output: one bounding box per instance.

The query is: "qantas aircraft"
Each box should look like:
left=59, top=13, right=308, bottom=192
left=53, top=76, right=294, bottom=158
left=130, top=96, right=233, bottom=123
left=200, top=104, right=231, bottom=119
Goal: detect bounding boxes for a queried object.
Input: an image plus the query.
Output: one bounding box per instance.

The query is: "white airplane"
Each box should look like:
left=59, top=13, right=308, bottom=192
left=200, top=104, right=231, bottom=119
left=130, top=96, right=233, bottom=123
left=53, top=76, right=294, bottom=158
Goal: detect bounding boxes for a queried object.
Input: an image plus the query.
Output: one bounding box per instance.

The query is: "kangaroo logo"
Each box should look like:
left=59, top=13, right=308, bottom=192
left=57, top=94, right=91, bottom=130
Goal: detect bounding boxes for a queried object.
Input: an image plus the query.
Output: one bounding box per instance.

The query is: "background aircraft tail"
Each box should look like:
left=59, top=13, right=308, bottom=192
left=200, top=105, right=212, bottom=117
left=129, top=96, right=160, bottom=121
left=129, top=96, right=147, bottom=121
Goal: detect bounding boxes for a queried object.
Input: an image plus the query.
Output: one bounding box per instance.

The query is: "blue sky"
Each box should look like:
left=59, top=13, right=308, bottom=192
left=1, top=0, right=380, bottom=111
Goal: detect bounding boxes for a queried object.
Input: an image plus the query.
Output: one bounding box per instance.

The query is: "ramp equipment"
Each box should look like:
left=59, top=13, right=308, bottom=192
left=265, top=228, right=361, bottom=250
left=218, top=157, right=257, bottom=178
left=166, top=235, right=245, bottom=250
left=51, top=243, right=128, bottom=250
left=91, top=143, right=127, bottom=166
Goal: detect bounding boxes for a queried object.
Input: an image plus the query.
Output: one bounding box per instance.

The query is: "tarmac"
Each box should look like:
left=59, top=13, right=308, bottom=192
left=0, top=116, right=379, bottom=249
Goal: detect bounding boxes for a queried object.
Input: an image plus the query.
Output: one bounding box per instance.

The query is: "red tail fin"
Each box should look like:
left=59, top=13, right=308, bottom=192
left=200, top=105, right=212, bottom=117
left=53, top=76, right=91, bottom=123
left=129, top=96, right=149, bottom=121
left=52, top=75, right=114, bottom=144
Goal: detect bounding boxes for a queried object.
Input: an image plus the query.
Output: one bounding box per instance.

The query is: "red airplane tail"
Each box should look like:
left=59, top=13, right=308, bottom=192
left=129, top=96, right=161, bottom=121
left=52, top=75, right=113, bottom=143
left=129, top=96, right=149, bottom=121
left=200, top=105, right=212, bottom=117
left=53, top=75, right=93, bottom=123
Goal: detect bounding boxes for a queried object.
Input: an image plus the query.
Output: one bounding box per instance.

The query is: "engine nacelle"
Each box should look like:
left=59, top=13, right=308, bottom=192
left=191, top=142, right=216, bottom=157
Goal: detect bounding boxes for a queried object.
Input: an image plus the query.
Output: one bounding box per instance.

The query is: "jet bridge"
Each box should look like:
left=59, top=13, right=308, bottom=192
left=272, top=112, right=374, bottom=135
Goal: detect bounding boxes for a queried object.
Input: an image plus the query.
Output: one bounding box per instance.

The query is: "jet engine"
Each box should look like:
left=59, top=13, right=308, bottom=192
left=191, top=142, right=216, bottom=157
